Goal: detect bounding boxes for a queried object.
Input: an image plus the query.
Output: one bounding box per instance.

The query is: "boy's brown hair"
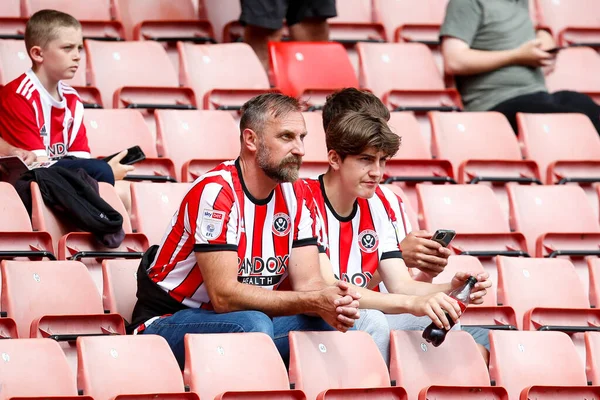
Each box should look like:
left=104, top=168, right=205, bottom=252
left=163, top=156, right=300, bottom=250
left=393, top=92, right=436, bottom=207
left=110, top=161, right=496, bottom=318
left=326, top=111, right=400, bottom=160
left=25, top=9, right=81, bottom=54
left=322, top=88, right=390, bottom=131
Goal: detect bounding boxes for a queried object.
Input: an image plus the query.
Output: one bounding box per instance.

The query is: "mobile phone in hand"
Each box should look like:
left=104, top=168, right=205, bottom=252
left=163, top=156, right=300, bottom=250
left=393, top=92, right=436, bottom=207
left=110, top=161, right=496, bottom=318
left=431, top=229, right=456, bottom=247
left=102, top=145, right=146, bottom=165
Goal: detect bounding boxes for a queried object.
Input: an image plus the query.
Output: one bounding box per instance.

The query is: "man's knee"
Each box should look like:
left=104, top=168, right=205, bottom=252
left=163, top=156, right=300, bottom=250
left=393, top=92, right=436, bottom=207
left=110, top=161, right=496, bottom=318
left=235, top=310, right=275, bottom=337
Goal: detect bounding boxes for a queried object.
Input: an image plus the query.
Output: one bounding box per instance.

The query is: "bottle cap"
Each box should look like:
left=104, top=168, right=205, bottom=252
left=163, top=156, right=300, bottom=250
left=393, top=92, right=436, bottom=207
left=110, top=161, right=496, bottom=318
left=466, top=276, right=478, bottom=286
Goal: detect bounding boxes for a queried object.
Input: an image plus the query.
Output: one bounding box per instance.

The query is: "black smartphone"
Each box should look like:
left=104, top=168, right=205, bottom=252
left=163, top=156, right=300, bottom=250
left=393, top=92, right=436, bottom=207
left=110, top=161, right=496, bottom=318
left=102, top=145, right=146, bottom=165
left=431, top=229, right=456, bottom=247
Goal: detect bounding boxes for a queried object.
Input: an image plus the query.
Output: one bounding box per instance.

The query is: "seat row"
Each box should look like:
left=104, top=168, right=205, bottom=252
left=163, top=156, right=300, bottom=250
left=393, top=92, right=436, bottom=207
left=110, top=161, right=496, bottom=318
left=3, top=321, right=600, bottom=399
left=69, top=108, right=600, bottom=221
left=0, top=39, right=597, bottom=116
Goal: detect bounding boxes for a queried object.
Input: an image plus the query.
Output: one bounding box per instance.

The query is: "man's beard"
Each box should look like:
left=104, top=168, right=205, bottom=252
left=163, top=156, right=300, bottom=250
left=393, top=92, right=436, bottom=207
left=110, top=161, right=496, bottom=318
left=257, top=140, right=302, bottom=183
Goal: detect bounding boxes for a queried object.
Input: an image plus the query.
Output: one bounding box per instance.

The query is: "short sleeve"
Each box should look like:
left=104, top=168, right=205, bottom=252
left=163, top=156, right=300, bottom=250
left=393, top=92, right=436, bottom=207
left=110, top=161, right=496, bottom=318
left=66, top=99, right=90, bottom=157
left=189, top=180, right=239, bottom=253
left=292, top=182, right=319, bottom=248
left=439, top=0, right=483, bottom=46
left=0, top=91, right=45, bottom=155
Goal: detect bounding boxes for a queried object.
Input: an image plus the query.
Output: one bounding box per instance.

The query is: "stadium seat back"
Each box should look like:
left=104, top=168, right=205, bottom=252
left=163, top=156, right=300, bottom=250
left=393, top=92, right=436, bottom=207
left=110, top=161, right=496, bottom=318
left=202, top=0, right=242, bottom=43
left=288, top=331, right=391, bottom=400
left=546, top=47, right=600, bottom=93
left=299, top=112, right=328, bottom=179
left=390, top=330, right=490, bottom=399
left=417, top=184, right=509, bottom=232
left=0, top=338, right=78, bottom=400
left=77, top=335, right=186, bottom=400
left=178, top=42, right=269, bottom=106
left=388, top=112, right=431, bottom=159
left=0, top=0, right=22, bottom=17
left=184, top=332, right=292, bottom=398
left=155, top=109, right=240, bottom=181
left=497, top=256, right=589, bottom=329
left=26, top=0, right=113, bottom=20
left=357, top=42, right=444, bottom=99
left=374, top=0, right=449, bottom=43
left=1, top=260, right=104, bottom=338
left=507, top=185, right=600, bottom=249
left=489, top=330, right=587, bottom=399
left=101, top=259, right=139, bottom=322
left=430, top=111, right=522, bottom=167
left=269, top=41, right=358, bottom=98
left=0, top=182, right=33, bottom=231
left=85, top=40, right=178, bottom=108
left=85, top=109, right=158, bottom=158
left=130, top=182, right=191, bottom=246
left=517, top=112, right=600, bottom=180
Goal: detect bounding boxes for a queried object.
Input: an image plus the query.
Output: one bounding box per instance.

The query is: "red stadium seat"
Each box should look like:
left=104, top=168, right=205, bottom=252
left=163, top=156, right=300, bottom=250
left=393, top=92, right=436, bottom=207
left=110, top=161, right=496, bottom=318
left=417, top=184, right=529, bottom=292
left=430, top=111, right=541, bottom=217
left=0, top=338, right=91, bottom=400
left=114, top=0, right=214, bottom=74
left=155, top=109, right=240, bottom=181
left=289, top=331, right=407, bottom=400
left=25, top=0, right=124, bottom=40
left=102, top=259, right=139, bottom=323
left=489, top=330, right=600, bottom=399
left=0, top=181, right=54, bottom=261
left=269, top=41, right=358, bottom=107
left=545, top=47, right=600, bottom=104
left=0, top=0, right=26, bottom=43
left=299, top=111, right=329, bottom=179
left=390, top=330, right=508, bottom=400
left=585, top=331, right=600, bottom=385
left=85, top=39, right=196, bottom=112
left=384, top=112, right=455, bottom=212
left=184, top=333, right=306, bottom=399
left=536, top=0, right=600, bottom=47
left=77, top=335, right=198, bottom=400
left=517, top=112, right=600, bottom=217
left=85, top=108, right=177, bottom=181
left=178, top=42, right=273, bottom=116
left=1, top=260, right=125, bottom=371
left=433, top=256, right=518, bottom=330
left=203, top=0, right=243, bottom=43
left=130, top=182, right=192, bottom=246
left=357, top=43, right=460, bottom=113
left=589, top=258, right=600, bottom=308
left=497, top=256, right=599, bottom=331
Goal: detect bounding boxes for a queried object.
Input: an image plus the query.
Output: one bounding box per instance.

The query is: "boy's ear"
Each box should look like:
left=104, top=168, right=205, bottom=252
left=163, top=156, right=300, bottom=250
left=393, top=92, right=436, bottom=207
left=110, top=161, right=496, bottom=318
left=29, top=46, right=43, bottom=64
left=328, top=150, right=342, bottom=171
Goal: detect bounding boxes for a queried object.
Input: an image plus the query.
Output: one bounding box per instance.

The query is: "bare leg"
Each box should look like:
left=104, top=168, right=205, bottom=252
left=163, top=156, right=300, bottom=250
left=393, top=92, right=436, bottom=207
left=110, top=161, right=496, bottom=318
left=244, top=24, right=284, bottom=74
left=289, top=17, right=330, bottom=41
left=115, top=180, right=132, bottom=215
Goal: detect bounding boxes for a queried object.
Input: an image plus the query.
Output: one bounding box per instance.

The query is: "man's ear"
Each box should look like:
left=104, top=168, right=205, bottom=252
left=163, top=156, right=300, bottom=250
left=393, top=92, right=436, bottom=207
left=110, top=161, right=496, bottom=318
left=29, top=45, right=43, bottom=65
left=328, top=149, right=342, bottom=171
left=242, top=128, right=259, bottom=152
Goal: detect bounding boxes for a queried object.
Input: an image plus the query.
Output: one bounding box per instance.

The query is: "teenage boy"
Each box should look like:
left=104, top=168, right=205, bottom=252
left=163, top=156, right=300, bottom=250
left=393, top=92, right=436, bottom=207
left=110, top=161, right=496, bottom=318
left=308, top=106, right=491, bottom=363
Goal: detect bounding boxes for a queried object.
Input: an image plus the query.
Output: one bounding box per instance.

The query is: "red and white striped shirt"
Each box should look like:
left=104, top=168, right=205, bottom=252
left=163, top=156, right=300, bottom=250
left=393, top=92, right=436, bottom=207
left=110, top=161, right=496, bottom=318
left=0, top=69, right=89, bottom=159
left=147, top=159, right=320, bottom=309
left=305, top=176, right=411, bottom=288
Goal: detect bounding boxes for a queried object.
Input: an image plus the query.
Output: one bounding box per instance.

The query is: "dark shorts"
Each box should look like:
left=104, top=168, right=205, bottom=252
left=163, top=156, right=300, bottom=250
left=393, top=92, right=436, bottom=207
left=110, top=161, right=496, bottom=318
left=240, top=0, right=337, bottom=30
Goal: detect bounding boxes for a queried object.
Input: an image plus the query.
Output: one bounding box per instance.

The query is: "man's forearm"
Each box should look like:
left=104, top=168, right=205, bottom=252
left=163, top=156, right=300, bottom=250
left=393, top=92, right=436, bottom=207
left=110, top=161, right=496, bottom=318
left=445, top=47, right=518, bottom=76
left=211, top=282, right=322, bottom=317
left=386, top=279, right=452, bottom=297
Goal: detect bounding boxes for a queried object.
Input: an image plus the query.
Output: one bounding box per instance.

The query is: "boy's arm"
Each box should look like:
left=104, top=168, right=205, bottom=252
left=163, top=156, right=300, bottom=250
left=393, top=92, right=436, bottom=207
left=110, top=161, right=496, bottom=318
left=0, top=92, right=47, bottom=159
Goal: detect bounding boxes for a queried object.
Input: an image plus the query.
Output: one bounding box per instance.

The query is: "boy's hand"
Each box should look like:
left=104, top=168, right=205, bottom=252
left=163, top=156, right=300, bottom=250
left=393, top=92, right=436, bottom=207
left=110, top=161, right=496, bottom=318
left=107, top=150, right=134, bottom=180
left=401, top=230, right=451, bottom=277
left=449, top=272, right=491, bottom=305
left=11, top=147, right=36, bottom=165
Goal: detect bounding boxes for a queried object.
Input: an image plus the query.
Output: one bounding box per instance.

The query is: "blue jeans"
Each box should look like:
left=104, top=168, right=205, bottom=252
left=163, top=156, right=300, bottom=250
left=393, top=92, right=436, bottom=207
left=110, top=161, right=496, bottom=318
left=141, top=309, right=335, bottom=368
left=54, top=158, right=115, bottom=185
